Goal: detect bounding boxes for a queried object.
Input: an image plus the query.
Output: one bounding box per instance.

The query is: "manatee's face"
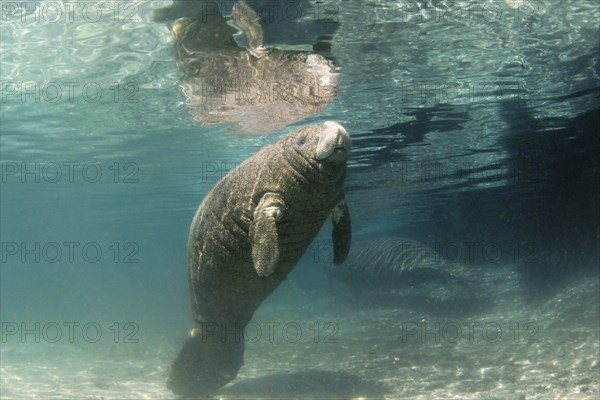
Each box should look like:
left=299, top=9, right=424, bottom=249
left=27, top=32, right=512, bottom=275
left=315, top=121, right=352, bottom=164
left=285, top=121, right=351, bottom=177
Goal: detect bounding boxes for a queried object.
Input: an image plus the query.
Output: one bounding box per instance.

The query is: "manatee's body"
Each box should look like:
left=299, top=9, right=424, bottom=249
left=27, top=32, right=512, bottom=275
left=155, top=0, right=339, bottom=134
left=168, top=121, right=352, bottom=396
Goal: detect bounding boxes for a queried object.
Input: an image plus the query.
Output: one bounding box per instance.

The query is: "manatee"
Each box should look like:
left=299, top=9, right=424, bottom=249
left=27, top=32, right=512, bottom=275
left=325, top=237, right=481, bottom=314
left=326, top=237, right=465, bottom=285
left=154, top=0, right=340, bottom=134
left=168, top=121, right=352, bottom=397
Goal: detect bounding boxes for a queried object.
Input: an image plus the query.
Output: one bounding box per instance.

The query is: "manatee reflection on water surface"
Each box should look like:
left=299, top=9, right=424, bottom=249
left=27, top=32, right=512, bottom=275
left=154, top=0, right=340, bottom=134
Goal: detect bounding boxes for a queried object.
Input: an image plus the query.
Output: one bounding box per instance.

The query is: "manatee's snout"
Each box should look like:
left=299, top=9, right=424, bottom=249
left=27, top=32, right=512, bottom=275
left=315, top=121, right=351, bottom=163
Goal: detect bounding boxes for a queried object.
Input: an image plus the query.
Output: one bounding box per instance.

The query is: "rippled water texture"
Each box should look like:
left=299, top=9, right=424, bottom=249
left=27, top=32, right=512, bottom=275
left=1, top=1, right=598, bottom=399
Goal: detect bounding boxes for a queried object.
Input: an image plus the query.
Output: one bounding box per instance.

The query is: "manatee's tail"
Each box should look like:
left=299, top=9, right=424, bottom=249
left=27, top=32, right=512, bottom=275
left=167, top=330, right=245, bottom=397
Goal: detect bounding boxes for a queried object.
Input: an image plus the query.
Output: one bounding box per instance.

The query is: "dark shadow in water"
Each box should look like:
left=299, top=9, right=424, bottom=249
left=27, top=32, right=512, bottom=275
left=221, top=369, right=388, bottom=399
left=347, top=105, right=470, bottom=177
left=370, top=105, right=470, bottom=147
left=496, top=96, right=600, bottom=299
left=346, top=87, right=598, bottom=300
left=411, top=93, right=600, bottom=300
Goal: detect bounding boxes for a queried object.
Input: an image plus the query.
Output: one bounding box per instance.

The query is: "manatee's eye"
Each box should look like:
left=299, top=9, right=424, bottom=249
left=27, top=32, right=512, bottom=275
left=297, top=135, right=307, bottom=147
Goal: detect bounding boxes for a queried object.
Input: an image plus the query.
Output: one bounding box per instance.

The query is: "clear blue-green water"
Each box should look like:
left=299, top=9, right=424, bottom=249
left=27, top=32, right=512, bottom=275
left=1, top=1, right=599, bottom=399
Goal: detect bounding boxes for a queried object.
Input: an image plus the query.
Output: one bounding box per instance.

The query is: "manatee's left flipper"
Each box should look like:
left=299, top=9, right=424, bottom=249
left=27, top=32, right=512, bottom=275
left=250, top=193, right=286, bottom=276
left=331, top=197, right=351, bottom=265
left=231, top=0, right=270, bottom=58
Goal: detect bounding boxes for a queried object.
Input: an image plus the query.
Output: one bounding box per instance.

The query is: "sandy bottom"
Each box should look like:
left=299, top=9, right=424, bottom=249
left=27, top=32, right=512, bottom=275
left=1, top=269, right=598, bottom=400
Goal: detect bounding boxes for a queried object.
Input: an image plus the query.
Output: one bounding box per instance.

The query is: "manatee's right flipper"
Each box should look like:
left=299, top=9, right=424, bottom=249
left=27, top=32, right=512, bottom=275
left=231, top=0, right=270, bottom=58
left=249, top=193, right=286, bottom=276
left=154, top=1, right=238, bottom=54
left=167, top=325, right=245, bottom=397
left=331, top=197, right=351, bottom=265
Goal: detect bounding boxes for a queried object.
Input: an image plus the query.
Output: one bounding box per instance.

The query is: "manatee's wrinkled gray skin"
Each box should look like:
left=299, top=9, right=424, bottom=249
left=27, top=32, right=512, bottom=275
left=154, top=0, right=340, bottom=134
left=167, top=121, right=351, bottom=397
